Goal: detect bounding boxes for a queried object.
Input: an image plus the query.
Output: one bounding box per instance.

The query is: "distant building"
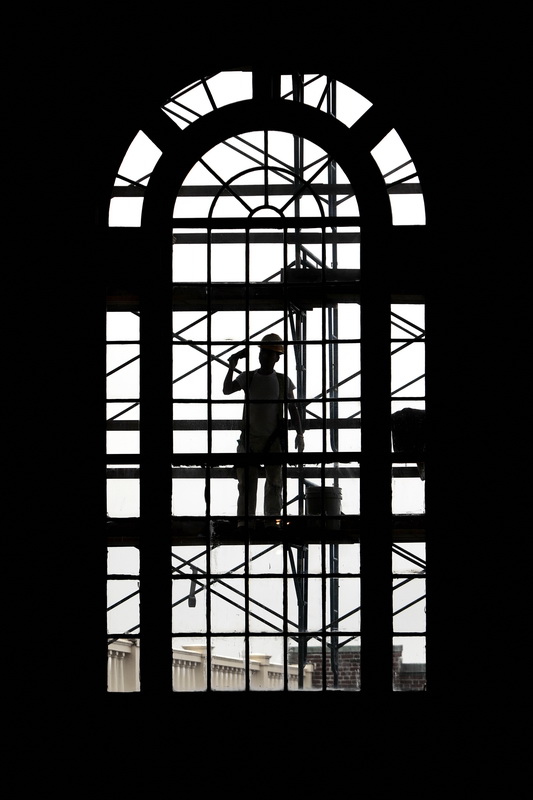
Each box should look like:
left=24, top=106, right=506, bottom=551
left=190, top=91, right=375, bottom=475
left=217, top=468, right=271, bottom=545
left=108, top=640, right=425, bottom=691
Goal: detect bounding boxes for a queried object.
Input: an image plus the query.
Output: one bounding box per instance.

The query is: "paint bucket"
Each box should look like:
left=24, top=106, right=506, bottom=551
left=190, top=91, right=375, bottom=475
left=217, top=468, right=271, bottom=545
left=305, top=486, right=342, bottom=529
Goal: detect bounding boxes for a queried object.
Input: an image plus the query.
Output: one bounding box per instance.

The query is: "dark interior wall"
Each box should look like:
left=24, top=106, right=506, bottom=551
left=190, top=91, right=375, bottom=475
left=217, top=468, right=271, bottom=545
left=10, top=8, right=525, bottom=787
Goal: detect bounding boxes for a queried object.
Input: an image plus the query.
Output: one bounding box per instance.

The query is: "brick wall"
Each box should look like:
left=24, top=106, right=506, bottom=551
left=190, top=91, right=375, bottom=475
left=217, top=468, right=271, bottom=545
left=297, top=645, right=426, bottom=691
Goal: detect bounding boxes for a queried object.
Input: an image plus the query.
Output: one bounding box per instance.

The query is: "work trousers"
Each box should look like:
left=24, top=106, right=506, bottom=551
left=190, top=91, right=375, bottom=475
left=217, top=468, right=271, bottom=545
left=236, top=434, right=282, bottom=519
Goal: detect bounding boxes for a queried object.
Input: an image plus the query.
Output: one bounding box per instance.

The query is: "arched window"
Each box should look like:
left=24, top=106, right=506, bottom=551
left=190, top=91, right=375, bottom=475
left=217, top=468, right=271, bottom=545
left=106, top=71, right=427, bottom=693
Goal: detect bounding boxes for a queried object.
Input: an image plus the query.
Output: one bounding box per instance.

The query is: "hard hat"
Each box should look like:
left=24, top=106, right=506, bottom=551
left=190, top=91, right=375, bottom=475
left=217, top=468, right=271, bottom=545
left=259, top=333, right=284, bottom=353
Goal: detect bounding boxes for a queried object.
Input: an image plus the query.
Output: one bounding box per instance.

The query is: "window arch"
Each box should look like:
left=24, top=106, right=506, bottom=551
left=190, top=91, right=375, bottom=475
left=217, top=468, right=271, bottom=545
left=110, top=72, right=425, bottom=229
left=106, top=70, right=427, bottom=694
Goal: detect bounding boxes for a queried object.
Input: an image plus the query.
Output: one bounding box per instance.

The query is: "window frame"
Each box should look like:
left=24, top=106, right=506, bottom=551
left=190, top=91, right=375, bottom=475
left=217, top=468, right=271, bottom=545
left=106, top=71, right=428, bottom=694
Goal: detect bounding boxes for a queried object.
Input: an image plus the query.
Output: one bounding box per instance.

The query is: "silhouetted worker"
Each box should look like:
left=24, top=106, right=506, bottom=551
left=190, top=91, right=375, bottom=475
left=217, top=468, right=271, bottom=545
left=223, top=333, right=305, bottom=526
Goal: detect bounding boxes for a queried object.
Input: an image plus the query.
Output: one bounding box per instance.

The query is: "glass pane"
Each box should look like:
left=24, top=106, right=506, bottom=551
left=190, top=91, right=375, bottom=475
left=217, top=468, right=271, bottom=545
left=173, top=402, right=208, bottom=453
left=371, top=129, right=426, bottom=226
left=172, top=310, right=208, bottom=340
left=391, top=302, right=426, bottom=510
left=107, top=311, right=140, bottom=517
left=172, top=639, right=208, bottom=691
left=393, top=637, right=426, bottom=691
left=106, top=404, right=139, bottom=455
left=110, top=131, right=161, bottom=228
left=172, top=344, right=208, bottom=399
left=250, top=638, right=292, bottom=691
left=107, top=472, right=139, bottom=517
left=393, top=542, right=426, bottom=691
left=107, top=545, right=140, bottom=675
left=108, top=637, right=140, bottom=692
left=172, top=477, right=207, bottom=516
left=172, top=241, right=207, bottom=283
left=211, top=637, right=248, bottom=691
left=211, top=241, right=247, bottom=283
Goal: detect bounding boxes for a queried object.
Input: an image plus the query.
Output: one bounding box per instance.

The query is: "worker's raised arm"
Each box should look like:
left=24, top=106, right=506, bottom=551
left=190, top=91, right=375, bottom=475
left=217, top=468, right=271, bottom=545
left=223, top=349, right=246, bottom=395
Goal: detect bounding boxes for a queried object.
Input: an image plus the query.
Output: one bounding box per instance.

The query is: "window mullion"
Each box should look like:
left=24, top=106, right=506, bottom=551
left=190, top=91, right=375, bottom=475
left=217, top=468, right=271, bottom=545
left=139, top=230, right=174, bottom=694
left=360, top=232, right=393, bottom=693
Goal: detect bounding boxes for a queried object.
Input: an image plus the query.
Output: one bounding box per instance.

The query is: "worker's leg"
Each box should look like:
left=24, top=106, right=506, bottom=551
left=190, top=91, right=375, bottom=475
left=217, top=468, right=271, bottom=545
left=264, top=439, right=282, bottom=520
left=236, top=438, right=258, bottom=522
